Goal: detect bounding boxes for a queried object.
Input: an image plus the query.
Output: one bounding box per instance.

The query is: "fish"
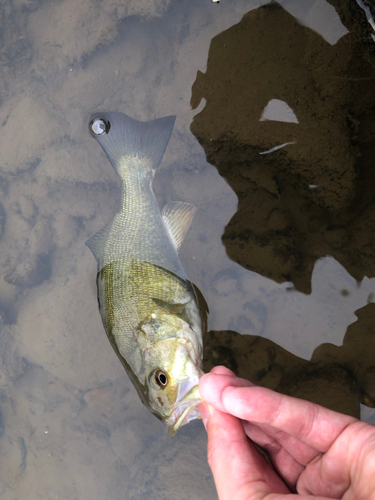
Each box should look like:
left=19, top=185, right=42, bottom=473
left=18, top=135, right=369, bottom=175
left=87, top=111, right=207, bottom=435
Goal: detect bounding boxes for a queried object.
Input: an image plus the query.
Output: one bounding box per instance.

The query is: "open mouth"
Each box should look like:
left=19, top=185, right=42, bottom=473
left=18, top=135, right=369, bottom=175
left=166, top=385, right=203, bottom=435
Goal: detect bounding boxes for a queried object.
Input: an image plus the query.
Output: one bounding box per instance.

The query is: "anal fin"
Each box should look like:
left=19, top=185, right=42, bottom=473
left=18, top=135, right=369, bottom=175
left=162, top=201, right=196, bottom=251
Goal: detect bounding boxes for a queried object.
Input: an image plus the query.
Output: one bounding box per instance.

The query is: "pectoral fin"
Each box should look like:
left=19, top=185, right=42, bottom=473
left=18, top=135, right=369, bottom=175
left=162, top=202, right=196, bottom=251
left=151, top=297, right=189, bottom=314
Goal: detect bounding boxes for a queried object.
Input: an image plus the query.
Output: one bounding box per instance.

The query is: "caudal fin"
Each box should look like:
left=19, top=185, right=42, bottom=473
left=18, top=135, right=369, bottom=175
left=88, top=111, right=176, bottom=175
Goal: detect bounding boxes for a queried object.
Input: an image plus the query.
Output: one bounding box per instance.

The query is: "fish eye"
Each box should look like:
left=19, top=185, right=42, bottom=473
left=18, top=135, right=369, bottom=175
left=154, top=369, right=168, bottom=388
left=89, top=117, right=110, bottom=135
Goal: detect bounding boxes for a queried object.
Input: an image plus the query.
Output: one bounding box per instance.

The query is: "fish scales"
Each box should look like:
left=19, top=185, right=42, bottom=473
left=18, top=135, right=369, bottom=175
left=102, top=165, right=184, bottom=277
left=87, top=111, right=206, bottom=434
left=98, top=259, right=192, bottom=362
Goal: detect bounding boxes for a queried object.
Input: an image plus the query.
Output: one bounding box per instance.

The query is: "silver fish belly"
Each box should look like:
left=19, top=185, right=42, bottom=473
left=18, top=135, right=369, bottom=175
left=87, top=112, right=206, bottom=434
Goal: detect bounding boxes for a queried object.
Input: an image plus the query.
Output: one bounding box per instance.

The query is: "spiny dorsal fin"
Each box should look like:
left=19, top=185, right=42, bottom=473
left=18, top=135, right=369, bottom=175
left=162, top=201, right=196, bottom=251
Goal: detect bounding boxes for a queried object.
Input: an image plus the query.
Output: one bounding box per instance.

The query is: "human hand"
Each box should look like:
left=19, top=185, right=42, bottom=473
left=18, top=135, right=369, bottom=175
left=199, top=366, right=375, bottom=500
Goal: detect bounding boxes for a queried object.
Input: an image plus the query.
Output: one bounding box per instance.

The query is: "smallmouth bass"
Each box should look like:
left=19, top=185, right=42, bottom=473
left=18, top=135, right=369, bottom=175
left=87, top=112, right=206, bottom=434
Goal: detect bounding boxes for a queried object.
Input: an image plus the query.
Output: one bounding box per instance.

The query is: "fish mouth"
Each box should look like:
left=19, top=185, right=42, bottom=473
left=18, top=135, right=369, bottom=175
left=166, top=384, right=203, bottom=436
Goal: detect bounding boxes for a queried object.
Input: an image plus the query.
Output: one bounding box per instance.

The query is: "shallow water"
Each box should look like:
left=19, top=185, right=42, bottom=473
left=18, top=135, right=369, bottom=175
left=0, top=0, right=375, bottom=498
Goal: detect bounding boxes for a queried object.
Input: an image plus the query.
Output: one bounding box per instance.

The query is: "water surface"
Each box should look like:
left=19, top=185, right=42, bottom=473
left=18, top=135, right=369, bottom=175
left=0, top=0, right=375, bottom=498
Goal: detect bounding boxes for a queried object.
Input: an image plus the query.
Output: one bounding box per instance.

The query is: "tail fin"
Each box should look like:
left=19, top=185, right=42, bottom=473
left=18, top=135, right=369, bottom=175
left=89, top=111, right=176, bottom=175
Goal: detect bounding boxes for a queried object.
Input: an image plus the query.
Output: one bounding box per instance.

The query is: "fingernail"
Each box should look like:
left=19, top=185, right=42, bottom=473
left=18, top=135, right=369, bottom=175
left=198, top=402, right=209, bottom=428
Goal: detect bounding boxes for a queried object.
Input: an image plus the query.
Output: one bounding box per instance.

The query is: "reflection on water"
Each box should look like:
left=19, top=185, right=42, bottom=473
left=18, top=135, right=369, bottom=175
left=0, top=0, right=375, bottom=498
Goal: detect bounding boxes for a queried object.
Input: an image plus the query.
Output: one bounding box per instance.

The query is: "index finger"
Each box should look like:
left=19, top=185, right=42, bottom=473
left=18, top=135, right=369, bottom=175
left=204, top=404, right=290, bottom=499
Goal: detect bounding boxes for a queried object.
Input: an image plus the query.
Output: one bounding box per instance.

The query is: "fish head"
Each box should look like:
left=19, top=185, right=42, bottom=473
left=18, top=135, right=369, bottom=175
left=140, top=311, right=204, bottom=435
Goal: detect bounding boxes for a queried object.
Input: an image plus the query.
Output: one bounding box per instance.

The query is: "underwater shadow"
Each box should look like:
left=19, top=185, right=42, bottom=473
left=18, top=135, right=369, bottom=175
left=192, top=2, right=375, bottom=418
left=203, top=301, right=375, bottom=418
left=191, top=1, right=375, bottom=295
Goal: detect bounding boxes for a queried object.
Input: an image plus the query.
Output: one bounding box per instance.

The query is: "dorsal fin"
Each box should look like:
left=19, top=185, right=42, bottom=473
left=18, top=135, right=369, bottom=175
left=85, top=225, right=111, bottom=262
left=162, top=202, right=196, bottom=251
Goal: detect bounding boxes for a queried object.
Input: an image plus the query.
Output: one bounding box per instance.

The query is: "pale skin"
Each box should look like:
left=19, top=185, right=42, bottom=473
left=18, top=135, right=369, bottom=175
left=198, top=366, right=375, bottom=500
